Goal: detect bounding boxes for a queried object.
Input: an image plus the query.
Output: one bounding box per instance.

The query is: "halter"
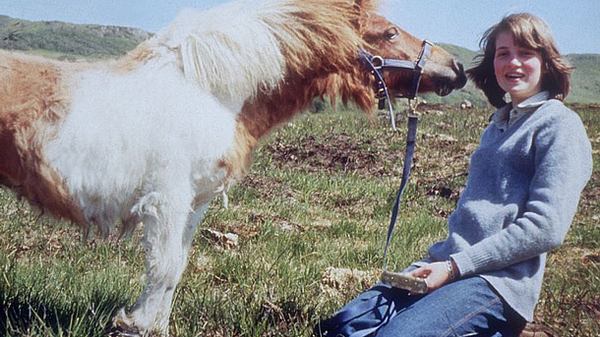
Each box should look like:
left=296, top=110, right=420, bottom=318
left=359, top=40, right=433, bottom=130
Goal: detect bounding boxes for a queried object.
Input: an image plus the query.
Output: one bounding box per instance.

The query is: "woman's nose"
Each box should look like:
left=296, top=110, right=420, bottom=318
left=508, top=55, right=522, bottom=66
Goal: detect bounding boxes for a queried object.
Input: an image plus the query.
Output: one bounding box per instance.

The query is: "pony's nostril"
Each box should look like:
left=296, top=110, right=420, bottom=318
left=453, top=60, right=467, bottom=88
left=453, top=60, right=464, bottom=73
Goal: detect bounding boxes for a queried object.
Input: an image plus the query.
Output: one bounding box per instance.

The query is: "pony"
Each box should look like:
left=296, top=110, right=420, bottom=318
left=0, top=0, right=466, bottom=335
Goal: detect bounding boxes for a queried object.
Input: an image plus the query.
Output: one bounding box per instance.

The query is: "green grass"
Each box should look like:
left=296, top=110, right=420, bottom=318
left=1, top=104, right=599, bottom=336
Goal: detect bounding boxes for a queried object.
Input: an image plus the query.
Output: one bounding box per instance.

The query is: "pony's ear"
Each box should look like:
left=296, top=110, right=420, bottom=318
left=354, top=0, right=375, bottom=10
left=352, top=0, right=376, bottom=32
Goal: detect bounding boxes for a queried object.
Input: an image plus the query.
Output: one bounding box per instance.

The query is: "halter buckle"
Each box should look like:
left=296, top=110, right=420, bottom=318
left=371, top=55, right=384, bottom=70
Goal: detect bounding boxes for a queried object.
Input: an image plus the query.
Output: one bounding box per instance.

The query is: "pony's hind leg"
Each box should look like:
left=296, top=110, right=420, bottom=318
left=113, top=189, right=193, bottom=336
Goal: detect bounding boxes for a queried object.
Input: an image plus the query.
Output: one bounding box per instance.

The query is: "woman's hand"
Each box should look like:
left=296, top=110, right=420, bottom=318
left=409, top=260, right=456, bottom=292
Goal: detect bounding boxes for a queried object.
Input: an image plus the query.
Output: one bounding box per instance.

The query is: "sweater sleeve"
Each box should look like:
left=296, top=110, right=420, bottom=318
left=450, top=112, right=593, bottom=277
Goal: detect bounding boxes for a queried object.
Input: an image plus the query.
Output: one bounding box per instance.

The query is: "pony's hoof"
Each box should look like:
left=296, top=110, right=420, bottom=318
left=106, top=327, right=142, bottom=337
left=106, top=324, right=141, bottom=337
left=107, top=309, right=142, bottom=337
left=105, top=325, right=169, bottom=337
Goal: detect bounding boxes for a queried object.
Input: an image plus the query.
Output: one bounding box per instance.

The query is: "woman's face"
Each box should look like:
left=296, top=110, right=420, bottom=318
left=493, top=31, right=544, bottom=106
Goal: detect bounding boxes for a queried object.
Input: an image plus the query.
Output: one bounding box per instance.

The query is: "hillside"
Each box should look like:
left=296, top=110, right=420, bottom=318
left=566, top=54, right=600, bottom=104
left=0, top=15, right=151, bottom=60
left=0, top=15, right=598, bottom=104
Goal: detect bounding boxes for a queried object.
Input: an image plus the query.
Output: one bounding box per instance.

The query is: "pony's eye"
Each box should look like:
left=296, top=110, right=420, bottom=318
left=385, top=27, right=399, bottom=40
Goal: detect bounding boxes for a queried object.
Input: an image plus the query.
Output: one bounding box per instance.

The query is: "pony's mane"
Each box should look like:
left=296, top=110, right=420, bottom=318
left=154, top=0, right=369, bottom=101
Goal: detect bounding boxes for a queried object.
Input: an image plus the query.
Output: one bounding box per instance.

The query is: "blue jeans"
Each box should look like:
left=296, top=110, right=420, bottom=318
left=315, top=276, right=525, bottom=337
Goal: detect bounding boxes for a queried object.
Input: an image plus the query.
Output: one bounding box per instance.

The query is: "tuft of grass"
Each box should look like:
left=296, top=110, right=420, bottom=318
left=0, top=103, right=598, bottom=336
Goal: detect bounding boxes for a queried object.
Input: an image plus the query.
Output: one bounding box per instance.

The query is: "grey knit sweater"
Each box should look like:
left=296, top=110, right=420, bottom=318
left=426, top=92, right=593, bottom=321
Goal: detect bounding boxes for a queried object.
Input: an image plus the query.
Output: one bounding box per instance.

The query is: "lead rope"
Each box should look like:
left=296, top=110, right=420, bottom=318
left=382, top=100, right=419, bottom=271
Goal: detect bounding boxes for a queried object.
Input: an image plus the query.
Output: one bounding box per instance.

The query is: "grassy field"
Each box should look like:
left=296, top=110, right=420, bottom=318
left=0, top=103, right=598, bottom=336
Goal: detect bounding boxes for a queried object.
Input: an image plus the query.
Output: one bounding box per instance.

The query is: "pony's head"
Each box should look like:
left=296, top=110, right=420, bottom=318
left=148, top=0, right=466, bottom=109
left=360, top=13, right=467, bottom=99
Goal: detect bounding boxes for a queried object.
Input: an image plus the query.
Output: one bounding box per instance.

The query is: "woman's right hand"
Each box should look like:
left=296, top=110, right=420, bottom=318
left=409, top=260, right=456, bottom=292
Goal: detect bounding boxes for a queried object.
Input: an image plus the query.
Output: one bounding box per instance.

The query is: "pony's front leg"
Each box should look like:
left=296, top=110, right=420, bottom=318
left=113, top=191, right=192, bottom=336
left=153, top=203, right=210, bottom=330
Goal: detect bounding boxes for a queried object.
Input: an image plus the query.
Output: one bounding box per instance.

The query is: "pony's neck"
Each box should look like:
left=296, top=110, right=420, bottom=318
left=240, top=69, right=375, bottom=141
left=218, top=67, right=375, bottom=185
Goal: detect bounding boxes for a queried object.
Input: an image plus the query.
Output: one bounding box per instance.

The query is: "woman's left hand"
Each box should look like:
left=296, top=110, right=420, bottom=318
left=409, top=261, right=453, bottom=292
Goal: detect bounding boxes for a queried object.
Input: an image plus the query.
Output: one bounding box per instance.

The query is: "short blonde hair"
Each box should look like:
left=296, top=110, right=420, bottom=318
left=467, top=13, right=573, bottom=108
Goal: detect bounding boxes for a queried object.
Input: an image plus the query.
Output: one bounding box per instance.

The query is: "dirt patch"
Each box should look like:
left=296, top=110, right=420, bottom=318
left=239, top=174, right=295, bottom=199
left=266, top=131, right=470, bottom=209
left=267, top=133, right=394, bottom=176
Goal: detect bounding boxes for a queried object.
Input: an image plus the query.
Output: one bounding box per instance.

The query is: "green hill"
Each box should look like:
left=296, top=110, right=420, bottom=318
left=566, top=54, right=600, bottom=104
left=0, top=15, right=151, bottom=60
left=1, top=15, right=598, bottom=104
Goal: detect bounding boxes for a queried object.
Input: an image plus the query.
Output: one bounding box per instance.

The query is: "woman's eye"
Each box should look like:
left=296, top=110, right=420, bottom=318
left=517, top=47, right=538, bottom=56
left=385, top=27, right=399, bottom=40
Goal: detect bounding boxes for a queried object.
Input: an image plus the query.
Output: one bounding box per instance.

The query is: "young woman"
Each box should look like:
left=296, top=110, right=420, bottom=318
left=315, top=13, right=592, bottom=337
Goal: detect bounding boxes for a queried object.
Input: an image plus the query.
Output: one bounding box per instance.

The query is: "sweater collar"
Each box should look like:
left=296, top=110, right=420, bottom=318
left=491, top=91, right=550, bottom=131
left=512, top=91, right=551, bottom=113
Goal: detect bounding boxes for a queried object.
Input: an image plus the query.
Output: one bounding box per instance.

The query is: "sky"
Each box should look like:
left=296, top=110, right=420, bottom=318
left=0, top=0, right=599, bottom=54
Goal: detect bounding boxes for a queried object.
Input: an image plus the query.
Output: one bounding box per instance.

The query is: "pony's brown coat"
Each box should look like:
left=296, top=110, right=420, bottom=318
left=0, top=52, right=85, bottom=224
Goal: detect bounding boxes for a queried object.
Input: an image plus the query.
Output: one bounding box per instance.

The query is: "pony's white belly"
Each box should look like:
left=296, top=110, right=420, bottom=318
left=44, top=64, right=237, bottom=227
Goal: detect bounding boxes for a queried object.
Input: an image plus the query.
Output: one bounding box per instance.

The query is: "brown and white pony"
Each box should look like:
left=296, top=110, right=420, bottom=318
left=0, top=0, right=466, bottom=335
